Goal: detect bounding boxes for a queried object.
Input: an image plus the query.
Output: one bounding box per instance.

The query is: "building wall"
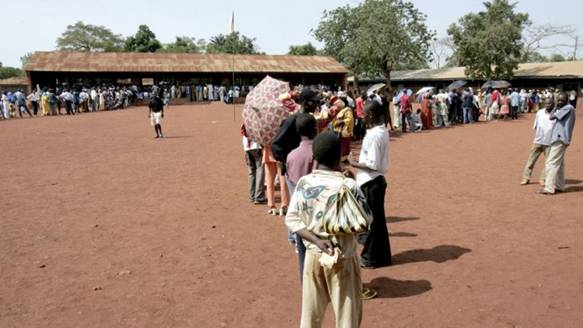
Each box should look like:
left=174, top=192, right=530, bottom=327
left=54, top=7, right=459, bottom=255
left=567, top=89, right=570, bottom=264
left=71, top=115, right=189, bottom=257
left=28, top=71, right=346, bottom=90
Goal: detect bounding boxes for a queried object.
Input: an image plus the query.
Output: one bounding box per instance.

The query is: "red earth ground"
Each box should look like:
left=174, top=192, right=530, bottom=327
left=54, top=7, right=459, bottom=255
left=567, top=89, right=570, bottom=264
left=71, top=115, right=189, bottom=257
left=0, top=102, right=582, bottom=328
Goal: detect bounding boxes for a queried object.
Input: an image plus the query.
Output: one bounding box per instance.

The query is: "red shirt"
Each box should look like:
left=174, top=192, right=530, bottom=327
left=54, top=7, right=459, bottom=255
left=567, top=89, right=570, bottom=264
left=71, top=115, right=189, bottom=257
left=400, top=94, right=412, bottom=112
left=491, top=90, right=500, bottom=103
left=355, top=97, right=365, bottom=118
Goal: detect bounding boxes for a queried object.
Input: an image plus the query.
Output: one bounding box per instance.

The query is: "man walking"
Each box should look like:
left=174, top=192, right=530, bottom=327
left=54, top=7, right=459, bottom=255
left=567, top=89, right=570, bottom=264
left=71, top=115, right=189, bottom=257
left=149, top=91, right=165, bottom=139
left=540, top=93, right=576, bottom=195
left=521, top=97, right=555, bottom=185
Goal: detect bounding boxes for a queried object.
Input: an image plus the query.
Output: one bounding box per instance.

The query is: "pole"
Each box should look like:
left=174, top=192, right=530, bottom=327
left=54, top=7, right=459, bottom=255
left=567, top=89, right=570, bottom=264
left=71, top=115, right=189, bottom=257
left=574, top=36, right=578, bottom=61
left=232, top=53, right=236, bottom=121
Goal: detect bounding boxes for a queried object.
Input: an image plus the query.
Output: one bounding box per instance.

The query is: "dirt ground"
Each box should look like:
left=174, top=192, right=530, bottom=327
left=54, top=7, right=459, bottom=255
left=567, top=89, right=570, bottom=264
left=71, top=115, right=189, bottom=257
left=0, top=102, right=582, bottom=328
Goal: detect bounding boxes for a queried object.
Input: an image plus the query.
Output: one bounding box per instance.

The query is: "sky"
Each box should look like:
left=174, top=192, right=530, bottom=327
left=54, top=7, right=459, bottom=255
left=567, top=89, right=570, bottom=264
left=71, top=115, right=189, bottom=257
left=2, top=0, right=583, bottom=68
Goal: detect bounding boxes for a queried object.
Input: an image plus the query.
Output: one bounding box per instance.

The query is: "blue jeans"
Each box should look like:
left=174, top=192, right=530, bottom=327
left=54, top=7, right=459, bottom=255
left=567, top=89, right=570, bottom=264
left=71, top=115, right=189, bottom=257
left=286, top=176, right=306, bottom=284
left=463, top=107, right=473, bottom=123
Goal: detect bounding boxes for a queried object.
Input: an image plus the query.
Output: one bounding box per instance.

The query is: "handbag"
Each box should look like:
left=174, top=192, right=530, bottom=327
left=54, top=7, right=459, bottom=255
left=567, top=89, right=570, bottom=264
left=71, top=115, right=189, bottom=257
left=321, top=182, right=371, bottom=235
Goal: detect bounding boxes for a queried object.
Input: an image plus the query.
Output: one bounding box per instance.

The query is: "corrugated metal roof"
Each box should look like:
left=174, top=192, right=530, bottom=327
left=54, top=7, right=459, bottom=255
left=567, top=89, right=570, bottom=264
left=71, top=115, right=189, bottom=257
left=24, top=51, right=349, bottom=74
left=349, top=61, right=583, bottom=83
left=391, top=61, right=583, bottom=81
left=0, top=77, right=28, bottom=85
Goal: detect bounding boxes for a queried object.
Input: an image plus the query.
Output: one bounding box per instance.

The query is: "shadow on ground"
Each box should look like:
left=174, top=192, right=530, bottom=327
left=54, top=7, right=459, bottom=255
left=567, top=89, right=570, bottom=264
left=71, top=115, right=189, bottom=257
left=391, top=245, right=472, bottom=266
left=386, top=216, right=420, bottom=223
left=389, top=232, right=418, bottom=238
left=565, top=186, right=583, bottom=193
left=367, top=277, right=432, bottom=298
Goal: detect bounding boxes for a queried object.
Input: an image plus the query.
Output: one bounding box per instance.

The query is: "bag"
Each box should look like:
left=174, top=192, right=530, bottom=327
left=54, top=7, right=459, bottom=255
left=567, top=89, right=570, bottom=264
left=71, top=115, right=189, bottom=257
left=321, top=182, right=371, bottom=235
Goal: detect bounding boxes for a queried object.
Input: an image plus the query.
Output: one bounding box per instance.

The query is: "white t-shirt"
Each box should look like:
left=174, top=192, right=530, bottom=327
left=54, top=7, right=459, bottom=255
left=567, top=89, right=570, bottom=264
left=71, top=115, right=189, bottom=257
left=533, top=109, right=555, bottom=146
left=356, top=125, right=390, bottom=186
left=242, top=136, right=261, bottom=151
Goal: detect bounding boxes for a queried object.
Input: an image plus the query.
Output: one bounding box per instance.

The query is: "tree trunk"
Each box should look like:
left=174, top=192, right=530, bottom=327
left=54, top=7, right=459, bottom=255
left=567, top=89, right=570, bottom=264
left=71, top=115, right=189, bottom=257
left=384, top=70, right=393, bottom=98
left=352, top=75, right=360, bottom=93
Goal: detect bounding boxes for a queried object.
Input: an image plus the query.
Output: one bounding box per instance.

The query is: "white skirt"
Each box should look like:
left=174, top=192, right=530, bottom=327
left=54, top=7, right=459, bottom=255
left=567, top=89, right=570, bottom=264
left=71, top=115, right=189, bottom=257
left=150, top=112, right=162, bottom=126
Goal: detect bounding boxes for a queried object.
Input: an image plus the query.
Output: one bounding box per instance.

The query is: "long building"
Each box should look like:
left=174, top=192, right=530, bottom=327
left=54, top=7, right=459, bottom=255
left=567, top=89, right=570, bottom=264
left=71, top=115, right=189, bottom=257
left=24, top=51, right=348, bottom=90
left=351, top=61, right=583, bottom=92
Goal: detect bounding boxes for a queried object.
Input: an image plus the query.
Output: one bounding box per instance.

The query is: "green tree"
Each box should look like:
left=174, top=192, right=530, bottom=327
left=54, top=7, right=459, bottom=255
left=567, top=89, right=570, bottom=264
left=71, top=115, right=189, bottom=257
left=20, top=52, right=33, bottom=68
left=288, top=43, right=319, bottom=56
left=56, top=21, right=124, bottom=52
left=549, top=53, right=567, bottom=62
left=314, top=0, right=434, bottom=91
left=206, top=32, right=260, bottom=54
left=0, top=67, right=24, bottom=79
left=125, top=25, right=162, bottom=53
left=524, top=52, right=549, bottom=63
left=158, top=36, right=207, bottom=53
left=447, top=0, right=529, bottom=80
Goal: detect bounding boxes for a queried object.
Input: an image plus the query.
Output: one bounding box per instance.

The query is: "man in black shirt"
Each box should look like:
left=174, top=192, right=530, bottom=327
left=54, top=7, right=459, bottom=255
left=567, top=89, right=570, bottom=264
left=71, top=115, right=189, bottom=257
left=149, top=91, right=165, bottom=138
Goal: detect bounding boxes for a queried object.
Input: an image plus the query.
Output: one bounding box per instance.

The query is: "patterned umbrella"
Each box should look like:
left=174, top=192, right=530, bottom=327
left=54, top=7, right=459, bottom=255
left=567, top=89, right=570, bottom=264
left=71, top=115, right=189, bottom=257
left=242, top=76, right=290, bottom=145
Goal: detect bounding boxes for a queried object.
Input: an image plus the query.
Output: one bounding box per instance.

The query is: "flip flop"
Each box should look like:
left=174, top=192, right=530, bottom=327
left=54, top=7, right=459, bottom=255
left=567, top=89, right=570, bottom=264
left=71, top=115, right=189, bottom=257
left=361, top=287, right=378, bottom=300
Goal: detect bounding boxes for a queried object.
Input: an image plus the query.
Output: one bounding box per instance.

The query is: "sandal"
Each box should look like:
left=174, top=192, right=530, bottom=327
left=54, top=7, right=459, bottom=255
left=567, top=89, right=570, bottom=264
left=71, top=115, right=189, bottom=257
left=361, top=287, right=378, bottom=300
left=279, top=207, right=287, bottom=216
left=267, top=208, right=278, bottom=216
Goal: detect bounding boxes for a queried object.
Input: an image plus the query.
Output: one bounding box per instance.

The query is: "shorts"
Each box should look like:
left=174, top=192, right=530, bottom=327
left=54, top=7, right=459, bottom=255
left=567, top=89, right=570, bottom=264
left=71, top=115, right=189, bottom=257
left=150, top=111, right=162, bottom=126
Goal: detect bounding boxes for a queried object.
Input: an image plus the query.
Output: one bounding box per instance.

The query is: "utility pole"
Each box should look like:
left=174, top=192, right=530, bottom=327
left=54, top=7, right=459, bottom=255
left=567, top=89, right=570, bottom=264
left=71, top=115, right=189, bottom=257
left=573, top=36, right=578, bottom=60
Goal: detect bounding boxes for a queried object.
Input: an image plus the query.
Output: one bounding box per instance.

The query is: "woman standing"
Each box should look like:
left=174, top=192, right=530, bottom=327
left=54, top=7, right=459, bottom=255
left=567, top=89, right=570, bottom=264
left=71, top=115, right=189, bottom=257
left=499, top=90, right=510, bottom=120
left=263, top=145, right=289, bottom=216
left=332, top=98, right=354, bottom=162
left=420, top=94, right=432, bottom=130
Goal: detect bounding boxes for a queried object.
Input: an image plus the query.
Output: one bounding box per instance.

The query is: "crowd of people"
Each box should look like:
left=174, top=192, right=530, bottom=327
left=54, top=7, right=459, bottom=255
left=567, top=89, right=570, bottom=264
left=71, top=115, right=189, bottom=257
left=240, top=83, right=577, bottom=327
left=392, top=87, right=578, bottom=132
left=0, top=82, right=257, bottom=121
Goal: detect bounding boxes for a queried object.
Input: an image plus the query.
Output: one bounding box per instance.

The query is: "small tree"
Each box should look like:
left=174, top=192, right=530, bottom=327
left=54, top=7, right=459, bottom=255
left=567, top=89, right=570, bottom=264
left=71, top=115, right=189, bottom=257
left=448, top=0, right=529, bottom=80
left=288, top=43, right=319, bottom=56
left=206, top=32, right=260, bottom=54
left=0, top=67, right=24, bottom=79
left=549, top=53, right=567, bottom=62
left=158, top=37, right=206, bottom=53
left=315, top=0, right=434, bottom=92
left=57, top=21, right=124, bottom=52
left=20, top=52, right=33, bottom=68
left=125, top=25, right=162, bottom=53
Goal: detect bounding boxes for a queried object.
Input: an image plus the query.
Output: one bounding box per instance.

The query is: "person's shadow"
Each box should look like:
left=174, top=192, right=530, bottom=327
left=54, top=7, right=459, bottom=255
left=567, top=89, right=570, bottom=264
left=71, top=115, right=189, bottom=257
left=391, top=245, right=472, bottom=266
left=366, top=277, right=432, bottom=298
left=565, top=186, right=583, bottom=193
left=386, top=216, right=420, bottom=223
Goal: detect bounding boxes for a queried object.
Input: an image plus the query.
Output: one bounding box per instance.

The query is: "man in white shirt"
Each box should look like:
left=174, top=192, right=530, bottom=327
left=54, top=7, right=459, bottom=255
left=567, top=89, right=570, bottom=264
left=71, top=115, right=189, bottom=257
left=349, top=101, right=392, bottom=268
left=521, top=97, right=556, bottom=185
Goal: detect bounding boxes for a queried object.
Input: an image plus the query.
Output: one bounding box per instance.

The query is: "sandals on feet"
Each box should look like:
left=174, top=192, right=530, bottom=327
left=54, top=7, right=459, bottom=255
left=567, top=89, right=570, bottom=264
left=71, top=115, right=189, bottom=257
left=267, top=208, right=278, bottom=216
left=361, top=287, right=378, bottom=300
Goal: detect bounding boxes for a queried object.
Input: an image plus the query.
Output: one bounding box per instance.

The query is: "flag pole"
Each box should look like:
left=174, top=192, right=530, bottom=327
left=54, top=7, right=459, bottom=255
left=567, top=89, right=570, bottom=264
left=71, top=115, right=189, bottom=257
left=231, top=11, right=236, bottom=122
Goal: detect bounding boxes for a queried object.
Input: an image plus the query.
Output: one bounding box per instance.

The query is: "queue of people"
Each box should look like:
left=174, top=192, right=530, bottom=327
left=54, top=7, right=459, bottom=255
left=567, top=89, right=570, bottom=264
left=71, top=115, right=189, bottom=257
left=241, top=86, right=392, bottom=327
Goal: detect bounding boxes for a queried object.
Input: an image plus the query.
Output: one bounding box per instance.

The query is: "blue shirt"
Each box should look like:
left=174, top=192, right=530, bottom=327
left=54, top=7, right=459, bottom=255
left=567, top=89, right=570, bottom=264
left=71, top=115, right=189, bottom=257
left=551, top=104, right=576, bottom=145
left=510, top=92, right=520, bottom=107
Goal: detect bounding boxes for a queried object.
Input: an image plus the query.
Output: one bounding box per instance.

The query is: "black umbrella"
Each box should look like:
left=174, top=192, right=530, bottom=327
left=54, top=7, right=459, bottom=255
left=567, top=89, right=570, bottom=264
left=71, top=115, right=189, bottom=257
left=481, top=80, right=511, bottom=90
left=447, top=80, right=467, bottom=91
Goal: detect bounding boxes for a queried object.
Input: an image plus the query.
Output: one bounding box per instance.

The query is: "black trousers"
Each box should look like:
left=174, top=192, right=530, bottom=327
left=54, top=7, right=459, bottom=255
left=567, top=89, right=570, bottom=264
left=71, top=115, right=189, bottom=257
left=358, top=176, right=392, bottom=267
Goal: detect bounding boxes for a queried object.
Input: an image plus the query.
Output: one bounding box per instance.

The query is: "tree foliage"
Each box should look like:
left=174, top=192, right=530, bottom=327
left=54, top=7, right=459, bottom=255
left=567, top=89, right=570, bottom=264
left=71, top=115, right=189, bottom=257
left=124, top=25, right=162, bottom=53
left=20, top=52, right=33, bottom=68
left=158, top=36, right=207, bottom=53
left=314, top=0, right=434, bottom=90
left=206, top=32, right=260, bottom=54
left=522, top=24, right=576, bottom=62
left=524, top=52, right=549, bottom=63
left=0, top=67, right=24, bottom=79
left=56, top=21, right=124, bottom=52
left=288, top=43, right=319, bottom=56
left=549, top=53, right=567, bottom=62
left=448, top=0, right=529, bottom=80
